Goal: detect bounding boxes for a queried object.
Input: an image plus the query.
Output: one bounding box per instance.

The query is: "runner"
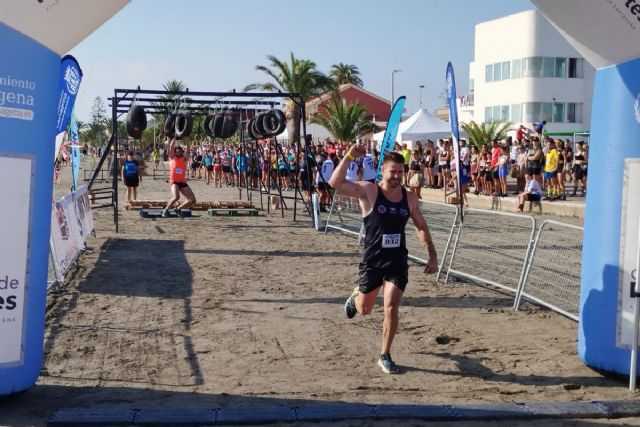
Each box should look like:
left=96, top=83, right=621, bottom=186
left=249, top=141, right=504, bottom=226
left=329, top=143, right=438, bottom=374
left=161, top=138, right=196, bottom=218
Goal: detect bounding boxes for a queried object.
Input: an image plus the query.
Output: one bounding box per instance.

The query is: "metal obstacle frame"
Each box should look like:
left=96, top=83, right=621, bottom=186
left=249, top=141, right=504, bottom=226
left=514, top=220, right=584, bottom=321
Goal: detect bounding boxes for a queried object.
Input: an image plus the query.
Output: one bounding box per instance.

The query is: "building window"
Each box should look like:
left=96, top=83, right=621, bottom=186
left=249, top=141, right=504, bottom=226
left=492, top=105, right=501, bottom=121
left=523, top=57, right=543, bottom=78
left=542, top=102, right=553, bottom=122
left=511, top=104, right=522, bottom=123
left=485, top=64, right=493, bottom=82
left=524, top=102, right=541, bottom=123
left=568, top=58, right=583, bottom=78
left=512, top=59, right=522, bottom=78
left=553, top=102, right=564, bottom=123
left=501, top=61, right=510, bottom=80
left=485, top=106, right=492, bottom=122
left=468, top=79, right=474, bottom=106
left=567, top=102, right=583, bottom=122
left=555, top=58, right=566, bottom=78
left=500, top=105, right=509, bottom=121
left=493, top=62, right=502, bottom=81
left=542, top=57, right=555, bottom=77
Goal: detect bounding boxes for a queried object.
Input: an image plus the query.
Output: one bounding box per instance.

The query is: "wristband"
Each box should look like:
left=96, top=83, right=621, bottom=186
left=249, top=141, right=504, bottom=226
left=345, top=152, right=355, bottom=161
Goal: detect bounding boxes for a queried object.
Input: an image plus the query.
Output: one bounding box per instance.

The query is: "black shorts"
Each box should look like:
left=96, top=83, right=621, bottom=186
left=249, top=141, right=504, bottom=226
left=205, top=165, right=213, bottom=172
left=317, top=182, right=332, bottom=191
left=526, top=194, right=541, bottom=202
left=301, top=179, right=314, bottom=191
left=222, top=165, right=232, bottom=173
left=527, top=164, right=542, bottom=176
left=403, top=164, right=409, bottom=173
left=279, top=168, right=289, bottom=176
left=124, top=177, right=139, bottom=188
left=173, top=182, right=189, bottom=189
left=484, top=172, right=493, bottom=182
left=358, top=264, right=408, bottom=293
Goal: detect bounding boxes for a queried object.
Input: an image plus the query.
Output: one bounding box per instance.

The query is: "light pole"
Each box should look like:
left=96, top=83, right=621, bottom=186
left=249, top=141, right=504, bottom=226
left=391, top=69, right=403, bottom=107
left=419, top=85, right=425, bottom=109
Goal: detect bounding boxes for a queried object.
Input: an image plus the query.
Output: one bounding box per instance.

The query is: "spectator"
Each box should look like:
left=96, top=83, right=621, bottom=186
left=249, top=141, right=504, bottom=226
left=517, top=171, right=542, bottom=213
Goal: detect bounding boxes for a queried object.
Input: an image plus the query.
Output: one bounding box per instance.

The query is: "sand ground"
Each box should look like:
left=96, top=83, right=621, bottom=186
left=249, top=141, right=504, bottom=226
left=1, top=160, right=638, bottom=427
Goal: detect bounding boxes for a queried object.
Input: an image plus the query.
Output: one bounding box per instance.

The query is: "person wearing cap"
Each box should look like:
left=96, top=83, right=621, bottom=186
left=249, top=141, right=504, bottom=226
left=161, top=137, right=196, bottom=218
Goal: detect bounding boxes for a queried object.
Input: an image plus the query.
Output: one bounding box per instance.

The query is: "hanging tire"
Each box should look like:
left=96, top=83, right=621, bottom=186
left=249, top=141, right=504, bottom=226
left=251, top=116, right=264, bottom=140
left=254, top=112, right=269, bottom=138
left=220, top=110, right=238, bottom=139
left=164, top=113, right=177, bottom=138
left=175, top=110, right=192, bottom=139
left=247, top=117, right=260, bottom=140
left=203, top=114, right=214, bottom=138
left=263, top=109, right=286, bottom=137
left=126, top=104, right=147, bottom=139
left=212, top=112, right=225, bottom=138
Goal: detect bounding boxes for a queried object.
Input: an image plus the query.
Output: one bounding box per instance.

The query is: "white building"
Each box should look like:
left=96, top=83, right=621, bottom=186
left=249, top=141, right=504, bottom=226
left=461, top=9, right=594, bottom=134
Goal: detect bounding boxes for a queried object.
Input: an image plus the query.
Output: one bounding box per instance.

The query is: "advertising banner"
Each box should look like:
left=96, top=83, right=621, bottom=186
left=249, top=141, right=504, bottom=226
left=50, top=186, right=95, bottom=278
left=375, top=96, right=406, bottom=183
left=70, top=115, right=80, bottom=189
left=446, top=62, right=463, bottom=220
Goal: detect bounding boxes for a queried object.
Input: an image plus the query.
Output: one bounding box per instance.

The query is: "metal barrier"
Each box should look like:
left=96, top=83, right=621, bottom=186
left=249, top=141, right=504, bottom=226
left=445, top=209, right=536, bottom=300
left=514, top=220, right=583, bottom=321
left=324, top=193, right=458, bottom=278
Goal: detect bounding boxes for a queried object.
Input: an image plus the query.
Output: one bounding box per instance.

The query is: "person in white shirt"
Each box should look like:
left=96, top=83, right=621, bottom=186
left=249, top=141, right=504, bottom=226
left=517, top=171, right=542, bottom=212
left=361, top=153, right=377, bottom=183
left=345, top=160, right=359, bottom=182
left=316, top=153, right=336, bottom=209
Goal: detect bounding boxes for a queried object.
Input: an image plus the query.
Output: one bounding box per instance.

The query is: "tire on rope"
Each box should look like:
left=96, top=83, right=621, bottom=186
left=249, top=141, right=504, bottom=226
left=254, top=112, right=269, bottom=138
left=164, top=113, right=177, bottom=138
left=212, top=112, right=225, bottom=138
left=220, top=110, right=238, bottom=139
left=203, top=114, right=215, bottom=138
left=246, top=117, right=260, bottom=141
left=263, top=109, right=287, bottom=137
left=175, top=110, right=193, bottom=140
left=251, top=115, right=264, bottom=140
left=126, top=104, right=147, bottom=139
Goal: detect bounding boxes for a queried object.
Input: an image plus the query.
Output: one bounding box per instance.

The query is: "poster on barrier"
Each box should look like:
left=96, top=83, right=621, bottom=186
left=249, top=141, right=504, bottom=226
left=50, top=186, right=94, bottom=278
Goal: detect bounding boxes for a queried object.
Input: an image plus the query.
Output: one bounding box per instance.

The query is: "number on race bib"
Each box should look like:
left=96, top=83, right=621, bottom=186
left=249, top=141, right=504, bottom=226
left=381, top=233, right=401, bottom=248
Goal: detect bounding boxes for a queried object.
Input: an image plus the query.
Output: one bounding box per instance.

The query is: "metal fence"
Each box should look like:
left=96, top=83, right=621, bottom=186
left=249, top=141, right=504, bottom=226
left=515, top=220, right=583, bottom=321
left=324, top=194, right=459, bottom=278
left=445, top=209, right=536, bottom=298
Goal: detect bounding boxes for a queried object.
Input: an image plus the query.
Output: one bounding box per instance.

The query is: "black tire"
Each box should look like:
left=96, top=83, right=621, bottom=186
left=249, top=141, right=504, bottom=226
left=175, top=110, right=192, bottom=139
left=220, top=111, right=238, bottom=139
left=164, top=113, right=177, bottom=138
left=254, top=112, right=269, bottom=138
left=251, top=116, right=263, bottom=140
left=263, top=109, right=287, bottom=137
left=126, top=105, right=147, bottom=139
left=203, top=115, right=214, bottom=138
left=213, top=112, right=225, bottom=138
left=247, top=118, right=260, bottom=140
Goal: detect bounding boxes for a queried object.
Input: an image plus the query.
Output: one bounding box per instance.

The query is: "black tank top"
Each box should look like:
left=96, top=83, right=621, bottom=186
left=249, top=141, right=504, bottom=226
left=362, top=187, right=410, bottom=268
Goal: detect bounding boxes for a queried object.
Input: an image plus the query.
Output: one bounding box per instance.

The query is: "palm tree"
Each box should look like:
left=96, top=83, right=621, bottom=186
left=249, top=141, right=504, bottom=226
left=461, top=120, right=512, bottom=149
left=329, top=63, right=363, bottom=87
left=152, top=79, right=188, bottom=121
left=310, top=99, right=376, bottom=143
left=245, top=52, right=335, bottom=145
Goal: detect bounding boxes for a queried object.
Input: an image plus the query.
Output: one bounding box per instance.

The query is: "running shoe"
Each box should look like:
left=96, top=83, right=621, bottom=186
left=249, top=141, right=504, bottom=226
left=175, top=208, right=184, bottom=219
left=345, top=286, right=359, bottom=319
left=378, top=353, right=399, bottom=374
left=161, top=209, right=169, bottom=218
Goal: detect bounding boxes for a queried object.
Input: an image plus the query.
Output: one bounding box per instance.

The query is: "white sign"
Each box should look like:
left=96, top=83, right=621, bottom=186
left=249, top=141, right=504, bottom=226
left=617, top=159, right=640, bottom=348
left=0, top=155, right=32, bottom=365
left=50, top=186, right=94, bottom=278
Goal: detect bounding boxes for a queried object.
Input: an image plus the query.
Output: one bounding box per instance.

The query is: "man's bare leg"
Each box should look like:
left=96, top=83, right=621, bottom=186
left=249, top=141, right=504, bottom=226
left=381, top=281, right=403, bottom=355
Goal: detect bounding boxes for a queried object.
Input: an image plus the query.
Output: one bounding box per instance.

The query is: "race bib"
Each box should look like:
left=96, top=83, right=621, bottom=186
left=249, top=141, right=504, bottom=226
left=175, top=168, right=183, bottom=174
left=381, top=233, right=401, bottom=248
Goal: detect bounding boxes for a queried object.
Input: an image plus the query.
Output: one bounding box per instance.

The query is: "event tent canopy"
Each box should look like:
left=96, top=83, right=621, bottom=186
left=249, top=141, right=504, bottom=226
left=372, top=108, right=466, bottom=145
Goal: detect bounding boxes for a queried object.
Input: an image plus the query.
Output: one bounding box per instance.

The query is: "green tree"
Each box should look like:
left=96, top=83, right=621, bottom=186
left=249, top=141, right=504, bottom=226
left=82, top=96, right=108, bottom=147
left=245, top=52, right=335, bottom=145
left=329, top=63, right=363, bottom=87
left=310, top=98, right=376, bottom=143
left=460, top=121, right=512, bottom=149
left=152, top=79, right=188, bottom=123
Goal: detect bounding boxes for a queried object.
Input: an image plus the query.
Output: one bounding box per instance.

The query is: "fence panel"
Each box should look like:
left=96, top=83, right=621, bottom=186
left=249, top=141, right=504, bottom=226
left=325, top=194, right=458, bottom=278
left=515, top=220, right=583, bottom=321
left=445, top=209, right=536, bottom=298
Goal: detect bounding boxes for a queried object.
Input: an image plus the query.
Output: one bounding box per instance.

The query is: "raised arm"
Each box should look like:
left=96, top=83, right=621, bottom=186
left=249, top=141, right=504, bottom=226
left=407, top=192, right=438, bottom=274
left=328, top=142, right=369, bottom=200
left=168, top=138, right=176, bottom=159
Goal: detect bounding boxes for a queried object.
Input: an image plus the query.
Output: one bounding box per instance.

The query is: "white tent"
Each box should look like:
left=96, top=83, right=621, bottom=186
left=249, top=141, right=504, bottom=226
left=372, top=108, right=467, bottom=148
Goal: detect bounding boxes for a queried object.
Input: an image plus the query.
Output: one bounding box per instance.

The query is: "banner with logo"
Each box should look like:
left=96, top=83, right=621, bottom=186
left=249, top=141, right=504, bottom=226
left=446, top=62, right=463, bottom=220
left=375, top=96, right=406, bottom=183
left=50, top=186, right=94, bottom=278
left=532, top=0, right=640, bottom=376
left=54, top=56, right=82, bottom=158
left=0, top=0, right=128, bottom=396
left=70, top=115, right=80, bottom=189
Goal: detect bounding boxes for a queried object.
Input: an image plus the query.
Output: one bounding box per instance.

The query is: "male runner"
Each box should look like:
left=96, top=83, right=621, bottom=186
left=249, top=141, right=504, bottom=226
left=329, top=143, right=438, bottom=374
left=162, top=137, right=196, bottom=218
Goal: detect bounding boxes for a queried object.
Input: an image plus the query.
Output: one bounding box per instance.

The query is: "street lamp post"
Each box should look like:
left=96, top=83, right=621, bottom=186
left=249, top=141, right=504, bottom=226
left=419, top=85, right=425, bottom=109
left=391, top=69, right=403, bottom=107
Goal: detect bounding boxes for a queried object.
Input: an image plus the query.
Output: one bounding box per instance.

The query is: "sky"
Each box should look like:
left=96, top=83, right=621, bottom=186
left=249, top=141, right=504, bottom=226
left=69, top=0, right=534, bottom=123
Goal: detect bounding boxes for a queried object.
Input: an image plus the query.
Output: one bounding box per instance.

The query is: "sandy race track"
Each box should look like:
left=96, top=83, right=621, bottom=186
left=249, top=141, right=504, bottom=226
left=1, top=162, right=638, bottom=427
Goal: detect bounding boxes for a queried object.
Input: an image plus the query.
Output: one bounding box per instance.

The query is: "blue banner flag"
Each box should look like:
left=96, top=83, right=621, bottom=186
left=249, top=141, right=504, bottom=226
left=446, top=62, right=463, bottom=220
left=70, top=115, right=80, bottom=190
left=375, top=96, right=406, bottom=183
left=55, top=55, right=82, bottom=134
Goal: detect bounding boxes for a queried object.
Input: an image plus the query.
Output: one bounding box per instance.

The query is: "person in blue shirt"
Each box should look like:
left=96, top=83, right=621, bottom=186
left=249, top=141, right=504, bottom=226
left=121, top=151, right=141, bottom=202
